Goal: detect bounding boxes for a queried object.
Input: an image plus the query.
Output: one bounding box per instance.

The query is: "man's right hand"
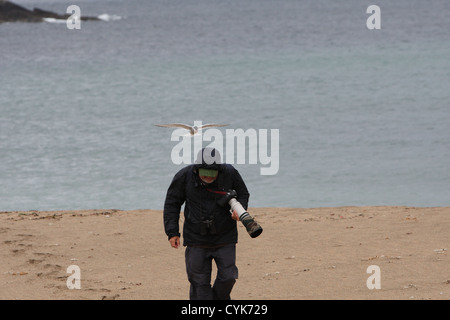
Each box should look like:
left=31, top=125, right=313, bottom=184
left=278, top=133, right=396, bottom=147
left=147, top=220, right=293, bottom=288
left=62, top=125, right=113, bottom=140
left=169, top=236, right=180, bottom=249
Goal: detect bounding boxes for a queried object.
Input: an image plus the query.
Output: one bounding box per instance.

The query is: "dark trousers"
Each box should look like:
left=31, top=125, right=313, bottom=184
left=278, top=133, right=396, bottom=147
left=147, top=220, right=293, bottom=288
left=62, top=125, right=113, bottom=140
left=185, top=243, right=238, bottom=300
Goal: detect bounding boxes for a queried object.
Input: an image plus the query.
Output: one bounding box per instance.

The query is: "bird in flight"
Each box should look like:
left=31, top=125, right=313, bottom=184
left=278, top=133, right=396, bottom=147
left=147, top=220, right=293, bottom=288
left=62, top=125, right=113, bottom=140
left=154, top=123, right=229, bottom=136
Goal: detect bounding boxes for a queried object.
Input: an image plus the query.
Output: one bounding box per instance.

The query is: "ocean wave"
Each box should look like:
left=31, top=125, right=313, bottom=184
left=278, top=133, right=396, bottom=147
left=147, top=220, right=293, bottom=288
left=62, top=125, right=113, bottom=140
left=43, top=14, right=122, bottom=24
left=43, top=18, right=67, bottom=24
left=97, top=14, right=122, bottom=22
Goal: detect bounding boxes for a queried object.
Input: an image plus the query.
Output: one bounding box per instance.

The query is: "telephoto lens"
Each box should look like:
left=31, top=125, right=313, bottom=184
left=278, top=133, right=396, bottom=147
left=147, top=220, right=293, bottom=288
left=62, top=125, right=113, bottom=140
left=217, top=190, right=263, bottom=238
left=228, top=198, right=263, bottom=238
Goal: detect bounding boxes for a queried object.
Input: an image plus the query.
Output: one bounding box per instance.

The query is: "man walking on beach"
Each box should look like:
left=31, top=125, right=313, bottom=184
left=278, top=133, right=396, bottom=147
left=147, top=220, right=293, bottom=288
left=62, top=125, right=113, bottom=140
left=163, top=148, right=249, bottom=300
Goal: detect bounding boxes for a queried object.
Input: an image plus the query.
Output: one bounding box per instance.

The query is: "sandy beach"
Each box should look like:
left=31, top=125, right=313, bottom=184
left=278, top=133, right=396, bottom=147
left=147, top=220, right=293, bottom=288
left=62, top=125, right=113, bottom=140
left=1, top=206, right=448, bottom=300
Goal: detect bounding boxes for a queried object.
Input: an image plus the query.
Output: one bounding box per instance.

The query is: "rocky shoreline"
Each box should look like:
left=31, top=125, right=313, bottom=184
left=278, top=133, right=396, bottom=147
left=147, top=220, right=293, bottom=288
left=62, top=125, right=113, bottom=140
left=0, top=0, right=99, bottom=23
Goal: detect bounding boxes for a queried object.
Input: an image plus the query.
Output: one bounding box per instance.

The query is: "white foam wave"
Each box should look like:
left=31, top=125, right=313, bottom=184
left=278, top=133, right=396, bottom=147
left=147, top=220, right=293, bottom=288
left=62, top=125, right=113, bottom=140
left=97, top=14, right=122, bottom=22
left=43, top=18, right=67, bottom=24
left=42, top=14, right=122, bottom=24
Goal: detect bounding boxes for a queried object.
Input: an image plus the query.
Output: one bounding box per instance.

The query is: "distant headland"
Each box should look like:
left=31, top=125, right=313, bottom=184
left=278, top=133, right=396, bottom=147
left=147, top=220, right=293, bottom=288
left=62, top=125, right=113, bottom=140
left=0, top=0, right=99, bottom=23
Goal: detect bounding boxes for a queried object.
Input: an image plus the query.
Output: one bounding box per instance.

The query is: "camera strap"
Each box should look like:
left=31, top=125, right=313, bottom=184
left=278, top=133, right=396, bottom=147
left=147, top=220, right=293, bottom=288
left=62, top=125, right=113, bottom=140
left=206, top=188, right=227, bottom=195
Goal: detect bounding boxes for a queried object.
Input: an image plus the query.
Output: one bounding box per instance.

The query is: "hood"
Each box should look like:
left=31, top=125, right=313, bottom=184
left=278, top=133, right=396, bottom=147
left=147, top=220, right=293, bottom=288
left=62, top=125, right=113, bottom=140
left=194, top=147, right=222, bottom=170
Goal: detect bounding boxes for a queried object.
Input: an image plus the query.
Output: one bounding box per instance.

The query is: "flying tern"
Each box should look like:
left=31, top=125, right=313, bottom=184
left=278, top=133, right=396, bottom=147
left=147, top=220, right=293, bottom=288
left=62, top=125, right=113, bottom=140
left=154, top=123, right=229, bottom=136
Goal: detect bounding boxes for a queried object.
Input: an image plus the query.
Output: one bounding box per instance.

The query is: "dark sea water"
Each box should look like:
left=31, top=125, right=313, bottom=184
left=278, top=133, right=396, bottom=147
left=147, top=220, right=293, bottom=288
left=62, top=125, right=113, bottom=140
left=1, top=0, right=449, bottom=211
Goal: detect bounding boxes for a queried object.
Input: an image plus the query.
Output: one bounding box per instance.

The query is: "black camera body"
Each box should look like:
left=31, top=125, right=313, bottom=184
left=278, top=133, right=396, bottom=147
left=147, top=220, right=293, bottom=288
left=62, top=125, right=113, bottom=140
left=217, top=189, right=238, bottom=207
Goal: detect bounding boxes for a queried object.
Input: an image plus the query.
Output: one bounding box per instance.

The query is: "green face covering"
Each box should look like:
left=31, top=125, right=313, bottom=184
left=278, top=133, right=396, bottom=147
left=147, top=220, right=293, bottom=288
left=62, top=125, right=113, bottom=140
left=198, top=168, right=219, bottom=177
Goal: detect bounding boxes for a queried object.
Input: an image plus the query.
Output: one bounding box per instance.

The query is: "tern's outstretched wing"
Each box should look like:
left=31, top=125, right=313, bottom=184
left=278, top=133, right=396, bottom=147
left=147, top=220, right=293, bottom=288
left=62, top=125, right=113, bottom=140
left=154, top=123, right=193, bottom=130
left=199, top=123, right=230, bottom=129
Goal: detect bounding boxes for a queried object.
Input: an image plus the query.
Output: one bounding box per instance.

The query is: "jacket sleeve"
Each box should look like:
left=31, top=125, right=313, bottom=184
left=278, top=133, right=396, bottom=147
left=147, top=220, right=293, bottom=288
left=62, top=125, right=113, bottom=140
left=163, top=168, right=187, bottom=240
left=232, top=167, right=250, bottom=210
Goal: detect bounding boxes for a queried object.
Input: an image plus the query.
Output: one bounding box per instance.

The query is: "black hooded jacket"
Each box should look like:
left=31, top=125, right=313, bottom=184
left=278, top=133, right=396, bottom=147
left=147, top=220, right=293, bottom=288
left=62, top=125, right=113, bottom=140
left=163, top=163, right=250, bottom=247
